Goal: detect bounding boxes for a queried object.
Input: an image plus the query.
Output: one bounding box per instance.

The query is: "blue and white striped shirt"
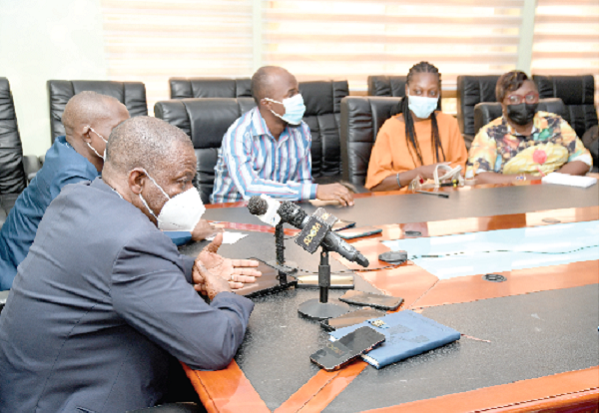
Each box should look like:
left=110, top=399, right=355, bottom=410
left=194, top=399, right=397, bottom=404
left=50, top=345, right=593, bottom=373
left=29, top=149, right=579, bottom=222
left=210, top=107, right=317, bottom=204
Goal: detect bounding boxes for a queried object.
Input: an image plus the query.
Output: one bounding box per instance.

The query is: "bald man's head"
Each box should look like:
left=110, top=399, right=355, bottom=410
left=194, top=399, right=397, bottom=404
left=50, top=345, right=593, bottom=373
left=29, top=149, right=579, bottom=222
left=106, top=116, right=193, bottom=176
left=62, top=91, right=125, bottom=136
left=60, top=91, right=130, bottom=173
left=251, top=66, right=296, bottom=105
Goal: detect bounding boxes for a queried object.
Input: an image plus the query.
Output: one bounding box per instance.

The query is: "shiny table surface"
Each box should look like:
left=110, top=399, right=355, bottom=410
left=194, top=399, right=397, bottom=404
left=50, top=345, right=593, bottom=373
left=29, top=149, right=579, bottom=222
left=182, top=182, right=599, bottom=413
left=203, top=182, right=599, bottom=227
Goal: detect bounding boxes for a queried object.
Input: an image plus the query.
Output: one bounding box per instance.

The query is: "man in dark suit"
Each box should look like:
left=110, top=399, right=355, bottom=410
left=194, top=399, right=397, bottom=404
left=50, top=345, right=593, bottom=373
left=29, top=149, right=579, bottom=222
left=0, top=117, right=259, bottom=412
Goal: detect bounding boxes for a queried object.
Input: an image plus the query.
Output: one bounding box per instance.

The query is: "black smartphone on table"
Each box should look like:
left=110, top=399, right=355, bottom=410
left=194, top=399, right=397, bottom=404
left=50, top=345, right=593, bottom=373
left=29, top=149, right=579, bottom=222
left=339, top=290, right=404, bottom=311
left=337, top=226, right=383, bottom=240
left=321, top=307, right=387, bottom=331
left=310, top=326, right=385, bottom=371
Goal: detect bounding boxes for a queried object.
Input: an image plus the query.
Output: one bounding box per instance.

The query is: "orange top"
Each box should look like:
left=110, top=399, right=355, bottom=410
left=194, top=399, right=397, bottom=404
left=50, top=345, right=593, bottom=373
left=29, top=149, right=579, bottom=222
left=365, top=111, right=468, bottom=189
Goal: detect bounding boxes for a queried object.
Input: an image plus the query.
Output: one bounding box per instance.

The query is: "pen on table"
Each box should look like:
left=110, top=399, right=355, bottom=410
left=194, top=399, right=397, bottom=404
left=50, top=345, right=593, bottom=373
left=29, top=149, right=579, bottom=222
left=440, top=179, right=459, bottom=187
left=415, top=190, right=449, bottom=199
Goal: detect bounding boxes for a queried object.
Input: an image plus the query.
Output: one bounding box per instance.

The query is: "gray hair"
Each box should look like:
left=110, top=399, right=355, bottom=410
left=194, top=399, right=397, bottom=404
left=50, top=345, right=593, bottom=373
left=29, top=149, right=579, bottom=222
left=106, top=116, right=193, bottom=175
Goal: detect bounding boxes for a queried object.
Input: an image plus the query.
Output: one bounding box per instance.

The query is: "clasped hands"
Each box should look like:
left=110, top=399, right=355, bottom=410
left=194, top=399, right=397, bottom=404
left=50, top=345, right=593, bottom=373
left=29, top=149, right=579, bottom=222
left=192, top=232, right=261, bottom=300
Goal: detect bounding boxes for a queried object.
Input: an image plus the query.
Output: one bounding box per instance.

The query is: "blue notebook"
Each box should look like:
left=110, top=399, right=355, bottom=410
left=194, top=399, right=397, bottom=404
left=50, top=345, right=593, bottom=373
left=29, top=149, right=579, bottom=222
left=329, top=310, right=460, bottom=369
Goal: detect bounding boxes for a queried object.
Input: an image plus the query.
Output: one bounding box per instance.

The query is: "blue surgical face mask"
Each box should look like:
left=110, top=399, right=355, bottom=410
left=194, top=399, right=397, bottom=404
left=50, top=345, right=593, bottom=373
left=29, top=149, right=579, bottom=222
left=265, top=94, right=306, bottom=125
left=408, top=95, right=438, bottom=119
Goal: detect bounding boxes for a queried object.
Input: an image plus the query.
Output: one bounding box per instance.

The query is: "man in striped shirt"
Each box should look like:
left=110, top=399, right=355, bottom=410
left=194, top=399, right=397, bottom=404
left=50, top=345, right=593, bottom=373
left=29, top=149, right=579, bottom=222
left=210, top=66, right=354, bottom=206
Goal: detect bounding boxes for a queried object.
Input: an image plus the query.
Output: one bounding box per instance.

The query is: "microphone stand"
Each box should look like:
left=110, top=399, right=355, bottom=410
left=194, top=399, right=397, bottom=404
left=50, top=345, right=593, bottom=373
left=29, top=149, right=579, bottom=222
left=275, top=222, right=285, bottom=266
left=275, top=222, right=288, bottom=285
left=298, top=246, right=350, bottom=320
left=268, top=222, right=298, bottom=288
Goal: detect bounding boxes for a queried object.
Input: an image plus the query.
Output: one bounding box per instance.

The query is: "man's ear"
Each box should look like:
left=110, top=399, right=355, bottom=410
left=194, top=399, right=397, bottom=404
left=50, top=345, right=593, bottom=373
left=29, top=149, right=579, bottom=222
left=77, top=125, right=92, bottom=143
left=128, top=168, right=146, bottom=195
left=405, top=84, right=409, bottom=97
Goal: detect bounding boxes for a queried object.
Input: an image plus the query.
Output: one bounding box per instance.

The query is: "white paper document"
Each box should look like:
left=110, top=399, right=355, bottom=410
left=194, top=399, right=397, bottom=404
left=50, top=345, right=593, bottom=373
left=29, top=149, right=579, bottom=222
left=206, top=231, right=247, bottom=244
left=542, top=172, right=597, bottom=188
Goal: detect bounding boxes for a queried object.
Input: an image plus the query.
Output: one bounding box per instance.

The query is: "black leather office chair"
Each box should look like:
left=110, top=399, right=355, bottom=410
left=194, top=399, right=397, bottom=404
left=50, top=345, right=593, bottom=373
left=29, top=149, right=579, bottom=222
left=298, top=80, right=348, bottom=182
left=47, top=80, right=148, bottom=143
left=582, top=125, right=599, bottom=172
left=340, top=96, right=402, bottom=188
left=167, top=78, right=349, bottom=184
left=170, top=78, right=252, bottom=99
left=154, top=98, right=256, bottom=204
left=367, top=75, right=407, bottom=97
left=456, top=75, right=501, bottom=147
left=0, top=77, right=41, bottom=228
left=532, top=75, right=598, bottom=139
left=473, top=98, right=565, bottom=137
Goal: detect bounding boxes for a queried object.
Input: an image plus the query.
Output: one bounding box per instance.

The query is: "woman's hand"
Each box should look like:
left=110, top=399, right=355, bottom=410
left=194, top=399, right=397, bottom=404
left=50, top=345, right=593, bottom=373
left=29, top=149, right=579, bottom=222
left=416, top=162, right=450, bottom=180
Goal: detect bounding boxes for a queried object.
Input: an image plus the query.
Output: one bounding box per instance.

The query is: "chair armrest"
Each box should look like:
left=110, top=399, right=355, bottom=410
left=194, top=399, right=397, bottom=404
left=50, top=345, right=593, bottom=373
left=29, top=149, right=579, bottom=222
left=22, top=155, right=42, bottom=182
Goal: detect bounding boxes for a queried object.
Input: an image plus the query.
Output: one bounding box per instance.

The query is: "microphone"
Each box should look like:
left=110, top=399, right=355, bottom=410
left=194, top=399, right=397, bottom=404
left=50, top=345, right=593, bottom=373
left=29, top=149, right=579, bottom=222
left=247, top=196, right=369, bottom=267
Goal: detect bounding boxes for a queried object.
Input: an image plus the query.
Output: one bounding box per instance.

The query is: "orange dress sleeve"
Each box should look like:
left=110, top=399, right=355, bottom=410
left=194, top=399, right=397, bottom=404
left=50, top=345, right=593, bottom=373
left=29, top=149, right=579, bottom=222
left=365, top=118, right=402, bottom=190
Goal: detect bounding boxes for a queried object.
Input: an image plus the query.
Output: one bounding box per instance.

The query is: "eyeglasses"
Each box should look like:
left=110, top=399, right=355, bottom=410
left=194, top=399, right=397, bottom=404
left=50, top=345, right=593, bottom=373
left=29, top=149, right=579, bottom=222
left=506, top=92, right=539, bottom=105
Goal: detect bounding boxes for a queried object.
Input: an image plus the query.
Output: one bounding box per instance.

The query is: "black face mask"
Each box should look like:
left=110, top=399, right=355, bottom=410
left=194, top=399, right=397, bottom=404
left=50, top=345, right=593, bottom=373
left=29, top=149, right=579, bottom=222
left=506, top=103, right=538, bottom=126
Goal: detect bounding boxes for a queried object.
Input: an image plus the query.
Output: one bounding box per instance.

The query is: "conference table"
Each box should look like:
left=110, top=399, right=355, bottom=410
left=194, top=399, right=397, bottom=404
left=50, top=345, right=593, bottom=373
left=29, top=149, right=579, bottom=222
left=179, top=180, right=599, bottom=413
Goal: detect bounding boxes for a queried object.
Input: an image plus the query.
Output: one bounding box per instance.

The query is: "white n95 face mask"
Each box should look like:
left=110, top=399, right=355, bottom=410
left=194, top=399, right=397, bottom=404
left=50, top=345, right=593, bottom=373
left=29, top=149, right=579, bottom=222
left=138, top=169, right=205, bottom=232
left=264, top=93, right=306, bottom=125
left=408, top=95, right=438, bottom=119
left=87, top=127, right=108, bottom=160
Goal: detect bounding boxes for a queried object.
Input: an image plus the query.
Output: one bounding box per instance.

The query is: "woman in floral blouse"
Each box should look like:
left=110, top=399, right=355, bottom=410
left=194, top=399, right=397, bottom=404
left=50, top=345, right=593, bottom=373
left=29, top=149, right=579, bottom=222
left=465, top=70, right=592, bottom=184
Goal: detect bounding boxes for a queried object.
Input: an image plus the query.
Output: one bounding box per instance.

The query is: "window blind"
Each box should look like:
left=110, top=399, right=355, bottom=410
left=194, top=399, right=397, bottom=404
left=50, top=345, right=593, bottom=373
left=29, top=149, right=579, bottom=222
left=261, top=0, right=525, bottom=93
left=100, top=1, right=598, bottom=114
left=100, top=0, right=253, bottom=114
left=532, top=0, right=598, bottom=76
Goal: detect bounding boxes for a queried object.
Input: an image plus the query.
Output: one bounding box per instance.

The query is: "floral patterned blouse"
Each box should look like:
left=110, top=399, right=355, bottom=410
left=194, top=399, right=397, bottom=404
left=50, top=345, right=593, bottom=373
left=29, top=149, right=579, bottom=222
left=465, top=111, right=592, bottom=178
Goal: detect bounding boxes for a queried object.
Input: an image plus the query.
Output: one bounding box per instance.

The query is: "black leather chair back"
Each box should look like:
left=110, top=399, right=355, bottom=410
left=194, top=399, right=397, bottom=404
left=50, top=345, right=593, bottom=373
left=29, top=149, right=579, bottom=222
left=47, top=80, right=148, bottom=143
left=298, top=80, right=348, bottom=180
left=167, top=78, right=349, bottom=181
left=170, top=78, right=252, bottom=99
left=367, top=76, right=407, bottom=97
left=473, top=98, right=565, bottom=137
left=0, top=78, right=27, bottom=197
left=340, top=96, right=402, bottom=187
left=456, top=75, right=500, bottom=145
left=154, top=98, right=256, bottom=203
left=0, top=77, right=27, bottom=228
left=533, top=75, right=598, bottom=138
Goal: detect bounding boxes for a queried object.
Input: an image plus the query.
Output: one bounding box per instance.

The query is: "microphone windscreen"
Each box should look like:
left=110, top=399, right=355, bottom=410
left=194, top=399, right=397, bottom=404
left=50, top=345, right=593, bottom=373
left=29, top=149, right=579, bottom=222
left=248, top=196, right=268, bottom=216
left=278, top=201, right=307, bottom=228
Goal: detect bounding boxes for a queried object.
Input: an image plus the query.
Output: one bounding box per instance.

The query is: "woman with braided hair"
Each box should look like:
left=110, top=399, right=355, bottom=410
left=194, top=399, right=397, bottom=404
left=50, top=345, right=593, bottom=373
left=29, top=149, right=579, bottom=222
left=365, top=62, right=468, bottom=191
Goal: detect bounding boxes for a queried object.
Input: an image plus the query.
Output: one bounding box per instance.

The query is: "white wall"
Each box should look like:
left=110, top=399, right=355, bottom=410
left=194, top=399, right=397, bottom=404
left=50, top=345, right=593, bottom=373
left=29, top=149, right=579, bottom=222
left=0, top=0, right=107, bottom=156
